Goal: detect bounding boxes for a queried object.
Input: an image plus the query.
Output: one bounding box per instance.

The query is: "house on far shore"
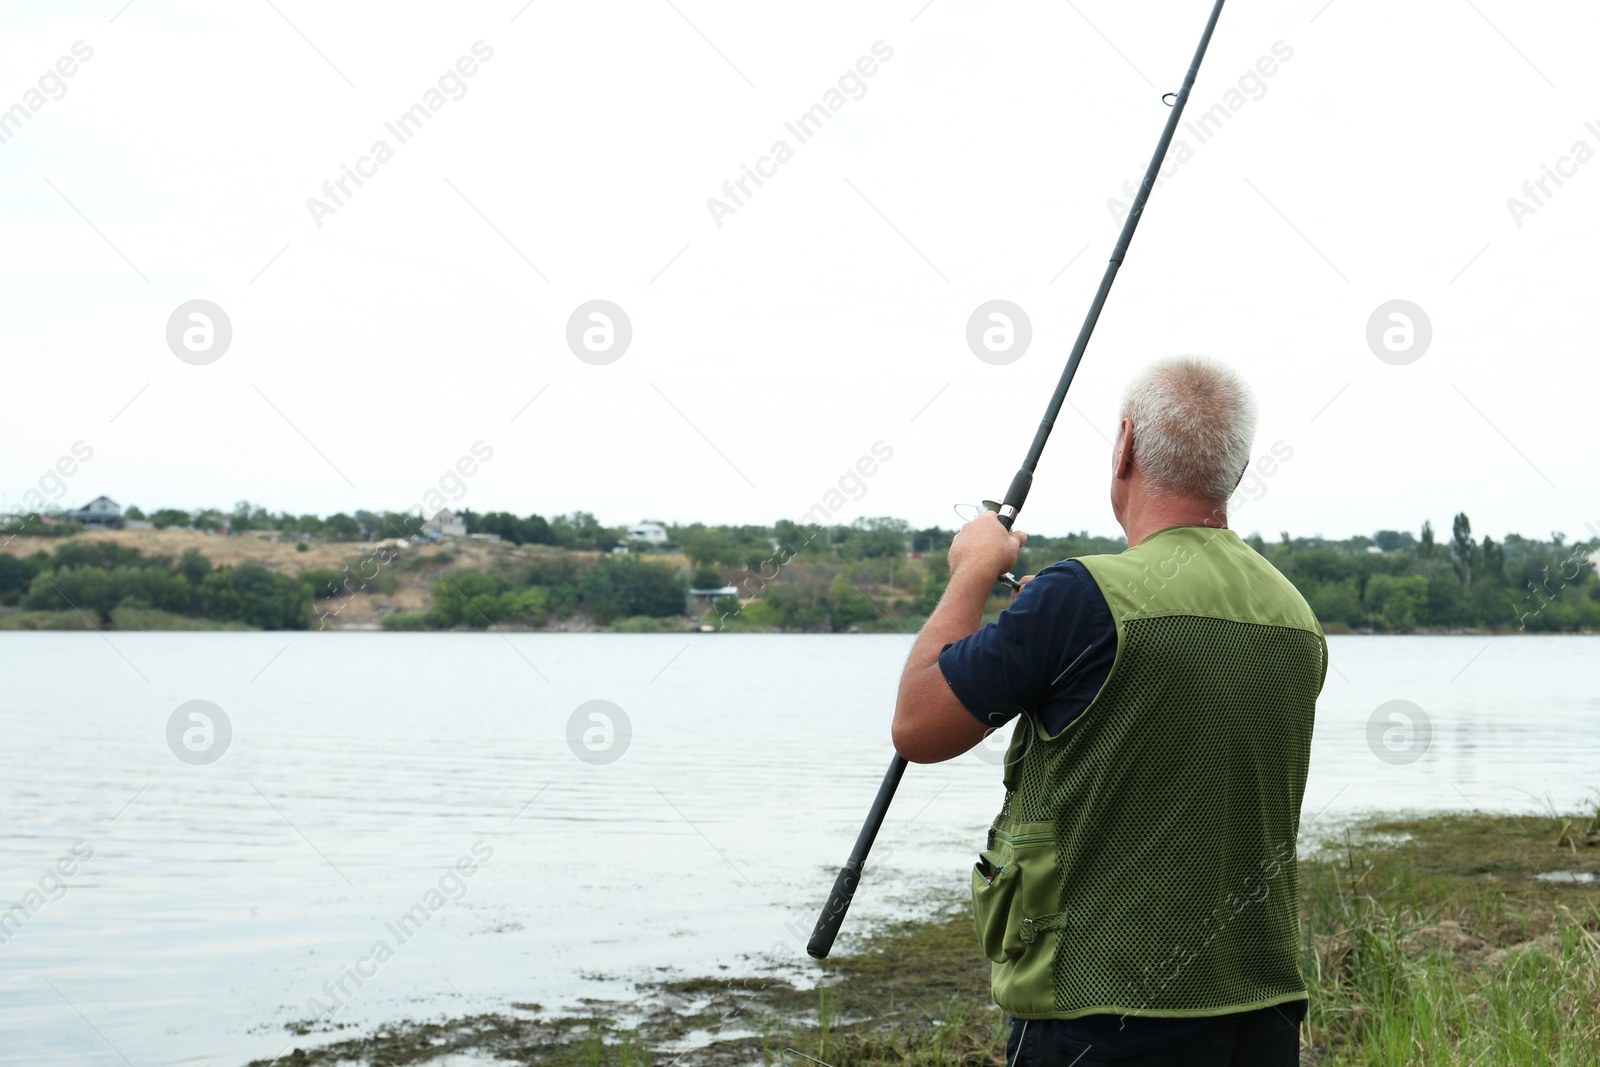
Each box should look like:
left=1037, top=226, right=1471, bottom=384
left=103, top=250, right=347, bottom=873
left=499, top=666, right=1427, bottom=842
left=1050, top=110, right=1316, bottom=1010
left=627, top=522, right=669, bottom=546
left=68, top=496, right=124, bottom=529
left=688, top=583, right=740, bottom=608
left=421, top=508, right=467, bottom=540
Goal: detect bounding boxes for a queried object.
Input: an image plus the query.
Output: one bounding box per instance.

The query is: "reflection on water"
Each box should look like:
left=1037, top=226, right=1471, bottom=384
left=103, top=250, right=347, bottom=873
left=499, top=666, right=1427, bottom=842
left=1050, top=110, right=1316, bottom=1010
left=1, top=633, right=1595, bottom=1065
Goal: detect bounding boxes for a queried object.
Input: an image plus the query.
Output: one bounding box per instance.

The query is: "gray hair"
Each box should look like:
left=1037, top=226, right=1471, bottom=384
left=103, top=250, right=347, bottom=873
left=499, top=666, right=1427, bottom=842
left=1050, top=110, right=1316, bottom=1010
left=1120, top=356, right=1258, bottom=501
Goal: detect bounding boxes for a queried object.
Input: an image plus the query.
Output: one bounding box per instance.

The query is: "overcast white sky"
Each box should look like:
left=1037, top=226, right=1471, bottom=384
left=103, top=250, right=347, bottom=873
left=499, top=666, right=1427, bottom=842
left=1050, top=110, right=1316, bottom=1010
left=3, top=0, right=1596, bottom=542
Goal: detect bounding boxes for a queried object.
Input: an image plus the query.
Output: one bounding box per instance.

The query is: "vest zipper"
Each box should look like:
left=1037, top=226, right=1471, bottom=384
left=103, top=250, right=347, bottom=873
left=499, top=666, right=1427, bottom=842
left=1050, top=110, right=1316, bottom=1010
left=992, top=829, right=1053, bottom=847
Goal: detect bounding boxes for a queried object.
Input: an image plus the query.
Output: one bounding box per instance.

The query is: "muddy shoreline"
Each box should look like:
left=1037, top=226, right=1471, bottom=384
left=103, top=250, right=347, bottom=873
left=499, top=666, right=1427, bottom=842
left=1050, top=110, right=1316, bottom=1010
left=246, top=809, right=1600, bottom=1066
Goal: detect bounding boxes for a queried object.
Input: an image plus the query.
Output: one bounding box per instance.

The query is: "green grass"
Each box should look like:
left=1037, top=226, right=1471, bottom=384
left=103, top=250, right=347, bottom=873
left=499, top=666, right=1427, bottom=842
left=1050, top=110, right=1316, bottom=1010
left=1301, top=809, right=1600, bottom=1064
left=251, top=807, right=1600, bottom=1066
left=0, top=606, right=257, bottom=630
left=611, top=615, right=690, bottom=633
left=0, top=608, right=100, bottom=629
left=109, top=604, right=255, bottom=630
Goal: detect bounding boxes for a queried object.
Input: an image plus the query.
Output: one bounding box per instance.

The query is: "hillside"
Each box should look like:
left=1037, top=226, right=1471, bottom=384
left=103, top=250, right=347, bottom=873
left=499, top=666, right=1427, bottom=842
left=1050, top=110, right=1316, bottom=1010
left=0, top=528, right=663, bottom=631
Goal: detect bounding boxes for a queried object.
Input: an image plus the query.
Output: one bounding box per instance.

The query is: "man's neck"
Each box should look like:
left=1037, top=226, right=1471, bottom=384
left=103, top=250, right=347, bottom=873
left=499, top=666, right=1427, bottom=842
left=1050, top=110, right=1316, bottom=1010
left=1122, top=494, right=1228, bottom=548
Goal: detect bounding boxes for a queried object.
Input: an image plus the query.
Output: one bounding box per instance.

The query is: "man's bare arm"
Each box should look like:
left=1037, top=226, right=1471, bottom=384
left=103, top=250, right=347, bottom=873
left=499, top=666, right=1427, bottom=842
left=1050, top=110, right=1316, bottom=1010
left=891, top=514, right=1025, bottom=763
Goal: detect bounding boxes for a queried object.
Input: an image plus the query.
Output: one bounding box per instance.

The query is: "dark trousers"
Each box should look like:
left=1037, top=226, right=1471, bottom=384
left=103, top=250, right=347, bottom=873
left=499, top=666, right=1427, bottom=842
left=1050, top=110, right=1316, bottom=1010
left=1004, top=1003, right=1303, bottom=1066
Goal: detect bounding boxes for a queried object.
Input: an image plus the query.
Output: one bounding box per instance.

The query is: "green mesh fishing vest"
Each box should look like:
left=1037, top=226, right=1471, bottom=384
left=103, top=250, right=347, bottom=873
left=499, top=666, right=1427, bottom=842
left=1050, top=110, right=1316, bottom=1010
left=971, top=525, right=1326, bottom=1019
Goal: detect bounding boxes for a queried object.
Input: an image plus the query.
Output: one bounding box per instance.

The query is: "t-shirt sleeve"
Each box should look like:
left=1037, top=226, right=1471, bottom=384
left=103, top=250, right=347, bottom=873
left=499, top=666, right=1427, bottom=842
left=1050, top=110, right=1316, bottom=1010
left=937, top=559, right=1112, bottom=729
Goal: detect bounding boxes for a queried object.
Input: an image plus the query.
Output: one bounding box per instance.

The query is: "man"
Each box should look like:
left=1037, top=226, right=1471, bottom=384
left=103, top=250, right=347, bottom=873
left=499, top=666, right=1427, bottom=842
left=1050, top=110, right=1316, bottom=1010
left=892, top=356, right=1325, bottom=1066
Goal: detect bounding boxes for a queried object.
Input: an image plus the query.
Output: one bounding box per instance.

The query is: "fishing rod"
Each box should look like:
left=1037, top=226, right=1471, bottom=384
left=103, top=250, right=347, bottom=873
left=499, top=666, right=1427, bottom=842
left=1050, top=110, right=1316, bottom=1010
left=806, top=0, right=1230, bottom=960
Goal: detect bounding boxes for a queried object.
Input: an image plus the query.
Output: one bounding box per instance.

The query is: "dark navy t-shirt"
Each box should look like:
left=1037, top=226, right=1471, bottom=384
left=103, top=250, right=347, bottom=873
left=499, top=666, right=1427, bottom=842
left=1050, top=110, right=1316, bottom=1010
left=937, top=559, right=1117, bottom=735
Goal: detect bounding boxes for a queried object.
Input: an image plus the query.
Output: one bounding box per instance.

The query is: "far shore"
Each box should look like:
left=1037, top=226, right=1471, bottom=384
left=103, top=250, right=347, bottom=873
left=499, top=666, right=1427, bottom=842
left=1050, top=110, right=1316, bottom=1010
left=3, top=526, right=1592, bottom=636
left=1, top=604, right=1591, bottom=637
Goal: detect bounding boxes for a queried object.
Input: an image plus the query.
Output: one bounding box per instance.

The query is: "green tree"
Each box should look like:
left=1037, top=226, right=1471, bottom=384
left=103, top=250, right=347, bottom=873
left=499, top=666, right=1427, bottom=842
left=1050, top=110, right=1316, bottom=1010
left=827, top=571, right=878, bottom=630
left=49, top=540, right=145, bottom=571
left=1425, top=571, right=1470, bottom=627
left=1470, top=577, right=1515, bottom=629
left=550, top=511, right=617, bottom=550
left=199, top=563, right=311, bottom=629
left=1480, top=536, right=1505, bottom=583
left=323, top=513, right=361, bottom=540
left=298, top=568, right=345, bottom=599
left=1365, top=574, right=1429, bottom=630
left=1304, top=577, right=1363, bottom=628
left=231, top=500, right=264, bottom=531
left=0, top=553, right=38, bottom=602
left=774, top=519, right=825, bottom=558
left=765, top=574, right=831, bottom=630
left=23, top=567, right=107, bottom=615
left=1451, top=512, right=1476, bottom=588
left=578, top=557, right=685, bottom=624
left=1373, top=529, right=1415, bottom=552
left=288, top=513, right=327, bottom=537
left=425, top=568, right=507, bottom=628
left=682, top=528, right=727, bottom=569
left=471, top=511, right=554, bottom=545
left=179, top=548, right=212, bottom=586
left=497, top=586, right=550, bottom=625
left=911, top=527, right=952, bottom=556
left=838, top=517, right=908, bottom=560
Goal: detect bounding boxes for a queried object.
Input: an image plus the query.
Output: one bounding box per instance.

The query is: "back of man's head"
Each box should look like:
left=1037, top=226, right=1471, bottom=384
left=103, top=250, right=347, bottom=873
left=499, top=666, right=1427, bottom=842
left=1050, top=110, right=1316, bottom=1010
left=1121, top=356, right=1258, bottom=503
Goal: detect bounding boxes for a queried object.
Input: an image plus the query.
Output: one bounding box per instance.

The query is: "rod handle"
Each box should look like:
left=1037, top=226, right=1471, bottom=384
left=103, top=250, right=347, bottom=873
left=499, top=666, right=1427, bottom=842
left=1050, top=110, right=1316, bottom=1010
left=997, top=469, right=1033, bottom=530
left=807, top=754, right=907, bottom=957
left=806, top=863, right=860, bottom=959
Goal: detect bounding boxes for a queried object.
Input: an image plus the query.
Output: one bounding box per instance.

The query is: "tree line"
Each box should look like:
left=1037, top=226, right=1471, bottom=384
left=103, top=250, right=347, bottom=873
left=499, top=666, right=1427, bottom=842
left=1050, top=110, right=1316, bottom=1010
left=0, top=540, right=310, bottom=629
left=1, top=510, right=1594, bottom=633
left=94, top=502, right=623, bottom=550
left=1259, top=515, right=1599, bottom=633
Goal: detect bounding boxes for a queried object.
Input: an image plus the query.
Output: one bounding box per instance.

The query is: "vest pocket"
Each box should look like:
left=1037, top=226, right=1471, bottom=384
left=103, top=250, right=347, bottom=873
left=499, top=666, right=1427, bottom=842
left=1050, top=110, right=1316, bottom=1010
left=970, top=818, right=1058, bottom=965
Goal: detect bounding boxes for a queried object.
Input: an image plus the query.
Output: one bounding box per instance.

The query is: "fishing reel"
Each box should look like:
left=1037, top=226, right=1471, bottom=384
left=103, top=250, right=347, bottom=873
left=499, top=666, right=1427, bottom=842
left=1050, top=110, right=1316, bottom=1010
left=952, top=501, right=1024, bottom=592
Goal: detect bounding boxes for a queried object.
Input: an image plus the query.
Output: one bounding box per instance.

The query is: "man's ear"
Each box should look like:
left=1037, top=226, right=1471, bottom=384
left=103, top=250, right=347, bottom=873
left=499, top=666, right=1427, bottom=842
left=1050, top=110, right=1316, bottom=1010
left=1113, top=419, right=1135, bottom=479
left=1232, top=459, right=1249, bottom=493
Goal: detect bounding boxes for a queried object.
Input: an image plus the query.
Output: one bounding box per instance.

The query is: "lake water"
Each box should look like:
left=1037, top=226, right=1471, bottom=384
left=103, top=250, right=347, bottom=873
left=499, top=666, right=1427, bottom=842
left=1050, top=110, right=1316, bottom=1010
left=2, top=633, right=1596, bottom=1065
